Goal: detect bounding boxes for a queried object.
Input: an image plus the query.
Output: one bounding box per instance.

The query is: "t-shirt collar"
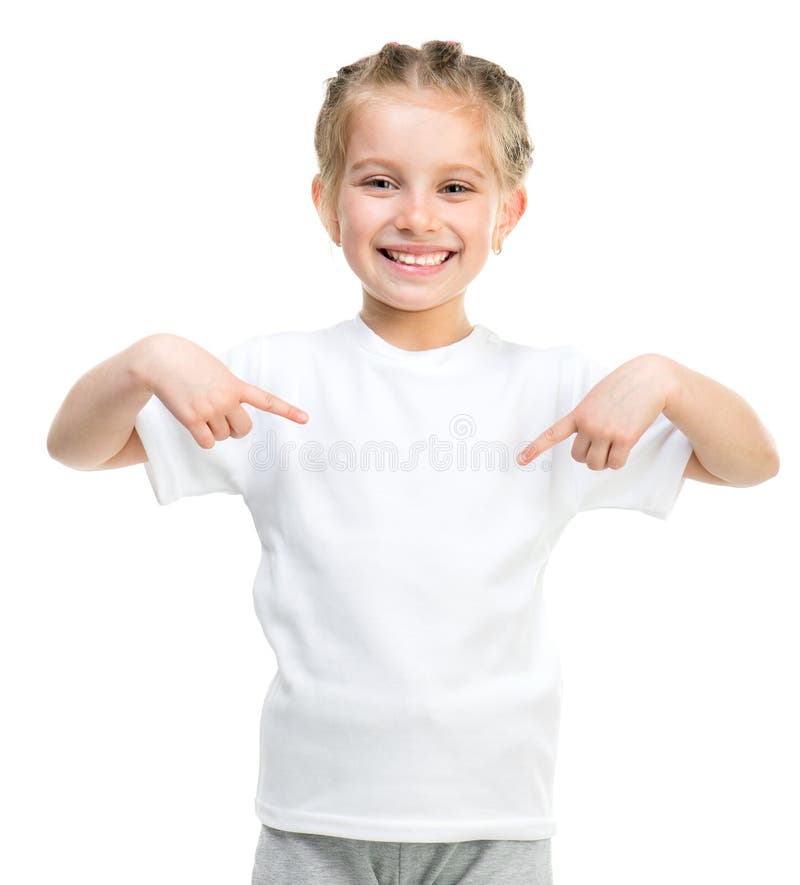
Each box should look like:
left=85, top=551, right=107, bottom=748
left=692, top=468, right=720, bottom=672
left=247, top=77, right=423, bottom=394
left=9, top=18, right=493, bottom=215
left=350, top=311, right=489, bottom=366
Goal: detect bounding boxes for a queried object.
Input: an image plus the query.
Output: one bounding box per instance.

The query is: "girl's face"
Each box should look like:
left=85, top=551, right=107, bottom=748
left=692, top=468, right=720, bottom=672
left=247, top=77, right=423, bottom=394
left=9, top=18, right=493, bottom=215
left=317, top=87, right=525, bottom=318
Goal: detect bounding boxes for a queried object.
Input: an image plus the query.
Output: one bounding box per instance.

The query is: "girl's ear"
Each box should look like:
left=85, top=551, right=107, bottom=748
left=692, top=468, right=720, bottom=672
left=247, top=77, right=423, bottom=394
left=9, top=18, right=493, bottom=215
left=311, top=174, right=341, bottom=245
left=311, top=173, right=323, bottom=208
left=494, top=186, right=528, bottom=246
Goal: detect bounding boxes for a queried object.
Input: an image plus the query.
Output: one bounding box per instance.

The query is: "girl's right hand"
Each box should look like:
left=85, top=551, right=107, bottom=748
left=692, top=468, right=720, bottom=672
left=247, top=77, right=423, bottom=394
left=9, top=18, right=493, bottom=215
left=141, top=333, right=308, bottom=450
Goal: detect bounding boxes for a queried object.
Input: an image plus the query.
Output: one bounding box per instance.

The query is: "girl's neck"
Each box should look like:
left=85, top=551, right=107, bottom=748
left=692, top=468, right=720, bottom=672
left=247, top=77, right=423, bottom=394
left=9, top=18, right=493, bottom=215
left=358, top=296, right=473, bottom=352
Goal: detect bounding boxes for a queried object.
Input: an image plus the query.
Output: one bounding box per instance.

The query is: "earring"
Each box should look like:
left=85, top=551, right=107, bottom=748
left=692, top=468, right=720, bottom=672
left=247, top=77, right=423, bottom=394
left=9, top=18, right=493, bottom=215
left=492, top=244, right=503, bottom=255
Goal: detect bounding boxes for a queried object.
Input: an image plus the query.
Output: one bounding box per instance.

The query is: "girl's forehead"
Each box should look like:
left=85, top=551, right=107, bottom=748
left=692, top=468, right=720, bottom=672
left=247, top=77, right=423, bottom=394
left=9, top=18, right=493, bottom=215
left=343, top=89, right=494, bottom=180
left=354, top=87, right=479, bottom=120
left=347, top=93, right=485, bottom=152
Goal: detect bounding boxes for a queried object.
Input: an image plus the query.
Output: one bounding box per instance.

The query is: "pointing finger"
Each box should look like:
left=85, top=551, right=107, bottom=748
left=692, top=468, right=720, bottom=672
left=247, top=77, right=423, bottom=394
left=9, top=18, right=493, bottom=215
left=518, top=414, right=577, bottom=464
left=241, top=383, right=309, bottom=424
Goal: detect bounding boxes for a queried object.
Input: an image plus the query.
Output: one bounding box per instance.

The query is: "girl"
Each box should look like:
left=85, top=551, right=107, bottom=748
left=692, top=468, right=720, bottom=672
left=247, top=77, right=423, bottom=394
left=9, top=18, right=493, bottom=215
left=47, top=40, right=779, bottom=885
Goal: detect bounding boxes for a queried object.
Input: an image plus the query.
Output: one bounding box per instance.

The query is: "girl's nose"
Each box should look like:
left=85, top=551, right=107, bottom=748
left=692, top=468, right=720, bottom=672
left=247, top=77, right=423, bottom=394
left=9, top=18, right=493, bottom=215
left=393, top=191, right=441, bottom=232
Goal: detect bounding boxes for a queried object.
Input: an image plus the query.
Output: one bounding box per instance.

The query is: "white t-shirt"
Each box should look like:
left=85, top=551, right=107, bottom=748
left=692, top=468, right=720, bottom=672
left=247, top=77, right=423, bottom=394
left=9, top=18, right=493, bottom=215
left=133, top=312, right=693, bottom=843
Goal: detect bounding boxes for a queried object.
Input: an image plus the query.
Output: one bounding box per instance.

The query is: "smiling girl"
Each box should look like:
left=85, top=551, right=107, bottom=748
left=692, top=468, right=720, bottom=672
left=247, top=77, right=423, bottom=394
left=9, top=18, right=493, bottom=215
left=47, top=40, right=779, bottom=885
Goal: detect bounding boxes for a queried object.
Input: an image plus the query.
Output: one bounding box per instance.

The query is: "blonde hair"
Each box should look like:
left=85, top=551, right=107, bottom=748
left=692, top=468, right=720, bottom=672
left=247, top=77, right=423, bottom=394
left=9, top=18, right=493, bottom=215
left=313, top=40, right=534, bottom=239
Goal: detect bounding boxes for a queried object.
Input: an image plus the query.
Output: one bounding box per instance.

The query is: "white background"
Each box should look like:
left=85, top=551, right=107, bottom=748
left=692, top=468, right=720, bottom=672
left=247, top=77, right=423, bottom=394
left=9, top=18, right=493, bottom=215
left=4, top=1, right=797, bottom=883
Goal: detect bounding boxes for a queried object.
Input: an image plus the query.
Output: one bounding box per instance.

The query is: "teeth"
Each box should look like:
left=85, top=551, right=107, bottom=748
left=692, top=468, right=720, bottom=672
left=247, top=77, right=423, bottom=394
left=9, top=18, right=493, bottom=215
left=386, top=249, right=451, bottom=266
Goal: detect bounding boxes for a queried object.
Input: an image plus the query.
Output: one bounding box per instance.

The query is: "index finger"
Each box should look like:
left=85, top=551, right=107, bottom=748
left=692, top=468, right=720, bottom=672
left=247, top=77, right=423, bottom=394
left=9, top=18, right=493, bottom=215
left=518, top=413, right=577, bottom=464
left=241, top=382, right=309, bottom=424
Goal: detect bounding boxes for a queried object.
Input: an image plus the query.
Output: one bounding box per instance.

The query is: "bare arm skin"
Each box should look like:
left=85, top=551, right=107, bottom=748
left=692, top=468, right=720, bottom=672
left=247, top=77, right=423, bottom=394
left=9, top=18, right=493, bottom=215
left=46, top=333, right=309, bottom=472
left=46, top=336, right=161, bottom=470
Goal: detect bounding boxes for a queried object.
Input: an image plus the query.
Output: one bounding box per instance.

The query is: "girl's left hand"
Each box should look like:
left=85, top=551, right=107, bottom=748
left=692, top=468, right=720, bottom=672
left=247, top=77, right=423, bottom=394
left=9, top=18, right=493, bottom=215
left=517, top=354, right=673, bottom=469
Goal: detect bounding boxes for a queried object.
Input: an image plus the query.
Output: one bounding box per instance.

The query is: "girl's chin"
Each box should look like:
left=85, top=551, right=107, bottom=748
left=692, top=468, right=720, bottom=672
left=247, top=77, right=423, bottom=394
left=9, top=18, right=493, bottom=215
left=361, top=291, right=459, bottom=313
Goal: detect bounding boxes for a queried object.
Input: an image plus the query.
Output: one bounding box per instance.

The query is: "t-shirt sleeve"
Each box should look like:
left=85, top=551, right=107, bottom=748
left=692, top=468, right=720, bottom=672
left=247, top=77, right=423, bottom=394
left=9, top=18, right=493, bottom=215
left=133, top=336, right=262, bottom=506
left=567, top=349, right=694, bottom=521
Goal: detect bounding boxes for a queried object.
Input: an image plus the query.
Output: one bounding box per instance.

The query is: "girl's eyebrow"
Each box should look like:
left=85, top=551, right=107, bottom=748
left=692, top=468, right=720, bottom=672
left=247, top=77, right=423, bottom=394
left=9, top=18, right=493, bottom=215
left=349, top=157, right=486, bottom=179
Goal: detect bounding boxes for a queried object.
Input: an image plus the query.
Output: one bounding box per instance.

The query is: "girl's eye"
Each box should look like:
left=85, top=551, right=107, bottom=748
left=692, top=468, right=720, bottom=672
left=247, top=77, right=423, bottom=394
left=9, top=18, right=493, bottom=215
left=363, top=179, right=472, bottom=194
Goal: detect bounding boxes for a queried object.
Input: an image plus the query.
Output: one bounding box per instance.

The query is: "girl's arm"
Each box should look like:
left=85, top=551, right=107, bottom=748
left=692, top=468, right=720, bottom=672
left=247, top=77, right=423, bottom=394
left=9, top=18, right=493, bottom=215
left=519, top=352, right=779, bottom=489
left=659, top=354, right=780, bottom=487
left=46, top=335, right=162, bottom=470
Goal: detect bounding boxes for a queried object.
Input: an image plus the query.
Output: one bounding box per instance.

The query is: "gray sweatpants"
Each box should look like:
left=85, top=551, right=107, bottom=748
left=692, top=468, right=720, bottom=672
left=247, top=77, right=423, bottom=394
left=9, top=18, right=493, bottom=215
left=251, top=824, right=553, bottom=884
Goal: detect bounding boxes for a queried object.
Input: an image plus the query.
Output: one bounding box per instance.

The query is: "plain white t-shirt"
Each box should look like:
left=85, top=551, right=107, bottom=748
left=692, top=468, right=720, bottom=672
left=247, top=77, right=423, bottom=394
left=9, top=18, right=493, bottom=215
left=133, top=312, right=693, bottom=842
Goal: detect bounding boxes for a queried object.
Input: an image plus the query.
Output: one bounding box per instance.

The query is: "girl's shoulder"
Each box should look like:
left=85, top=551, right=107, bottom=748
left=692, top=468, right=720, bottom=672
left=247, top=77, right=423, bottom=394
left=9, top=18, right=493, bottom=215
left=483, top=327, right=579, bottom=364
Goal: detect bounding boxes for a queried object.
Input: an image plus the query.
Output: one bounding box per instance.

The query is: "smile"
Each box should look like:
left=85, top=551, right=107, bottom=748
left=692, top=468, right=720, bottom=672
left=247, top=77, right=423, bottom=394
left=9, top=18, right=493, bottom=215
left=377, top=248, right=456, bottom=275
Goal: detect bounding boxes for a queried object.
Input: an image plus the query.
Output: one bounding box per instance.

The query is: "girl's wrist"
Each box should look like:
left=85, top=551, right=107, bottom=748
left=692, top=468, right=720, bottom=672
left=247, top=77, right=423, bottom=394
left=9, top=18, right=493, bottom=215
left=129, top=333, right=174, bottom=396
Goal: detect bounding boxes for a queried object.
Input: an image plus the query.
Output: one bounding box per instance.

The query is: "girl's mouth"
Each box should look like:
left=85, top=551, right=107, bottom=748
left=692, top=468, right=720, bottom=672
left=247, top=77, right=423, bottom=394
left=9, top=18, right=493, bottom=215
left=377, top=248, right=456, bottom=276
